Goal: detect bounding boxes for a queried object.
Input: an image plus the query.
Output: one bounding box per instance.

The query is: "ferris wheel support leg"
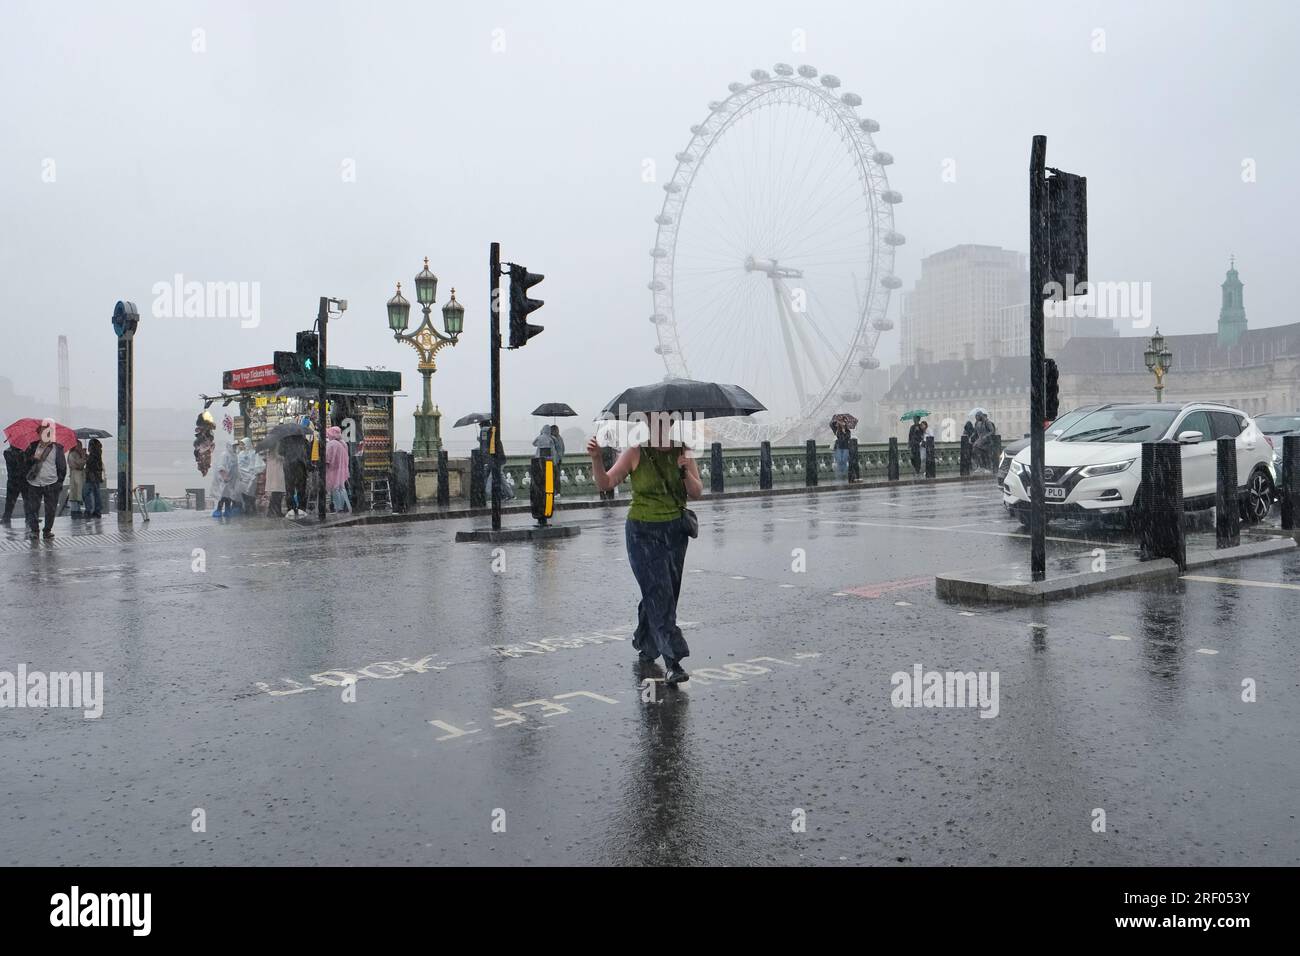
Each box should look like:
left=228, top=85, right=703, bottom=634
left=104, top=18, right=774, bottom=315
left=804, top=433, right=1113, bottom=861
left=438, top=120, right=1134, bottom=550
left=775, top=277, right=833, bottom=399
left=771, top=282, right=809, bottom=413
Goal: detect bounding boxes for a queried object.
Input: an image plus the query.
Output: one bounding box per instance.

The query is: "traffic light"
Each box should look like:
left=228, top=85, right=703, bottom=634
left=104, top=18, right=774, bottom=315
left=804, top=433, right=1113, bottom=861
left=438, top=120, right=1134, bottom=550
left=296, top=330, right=320, bottom=377
left=1044, top=357, right=1060, bottom=421
left=508, top=263, right=545, bottom=349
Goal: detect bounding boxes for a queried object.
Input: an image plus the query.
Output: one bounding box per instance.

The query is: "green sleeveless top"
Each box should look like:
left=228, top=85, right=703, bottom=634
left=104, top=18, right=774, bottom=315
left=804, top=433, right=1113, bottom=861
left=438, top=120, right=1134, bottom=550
left=627, top=446, right=685, bottom=522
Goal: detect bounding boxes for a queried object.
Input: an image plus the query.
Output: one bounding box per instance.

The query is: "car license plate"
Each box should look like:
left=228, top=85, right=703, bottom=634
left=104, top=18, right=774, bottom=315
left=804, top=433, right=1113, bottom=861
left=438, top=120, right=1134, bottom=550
left=1045, top=486, right=1067, bottom=500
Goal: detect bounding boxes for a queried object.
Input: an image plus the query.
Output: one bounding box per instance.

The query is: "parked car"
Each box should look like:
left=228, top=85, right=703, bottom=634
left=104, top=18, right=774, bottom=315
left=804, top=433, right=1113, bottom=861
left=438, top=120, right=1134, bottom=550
left=1001, top=401, right=1277, bottom=528
left=995, top=404, right=1108, bottom=485
left=1255, top=413, right=1300, bottom=486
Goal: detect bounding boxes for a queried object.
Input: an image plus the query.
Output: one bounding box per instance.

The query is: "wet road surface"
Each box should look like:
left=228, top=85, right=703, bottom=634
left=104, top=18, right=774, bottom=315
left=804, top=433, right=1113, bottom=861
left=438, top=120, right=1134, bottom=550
left=2, top=481, right=1298, bottom=865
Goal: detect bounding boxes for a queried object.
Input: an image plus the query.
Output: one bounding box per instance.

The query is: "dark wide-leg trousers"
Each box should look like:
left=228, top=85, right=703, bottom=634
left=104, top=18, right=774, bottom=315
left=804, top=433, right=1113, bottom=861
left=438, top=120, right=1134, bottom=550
left=625, top=515, right=691, bottom=666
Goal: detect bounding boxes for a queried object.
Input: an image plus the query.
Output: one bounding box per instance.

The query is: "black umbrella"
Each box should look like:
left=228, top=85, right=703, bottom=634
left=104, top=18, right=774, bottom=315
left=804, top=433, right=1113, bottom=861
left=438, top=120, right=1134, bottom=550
left=599, top=378, right=765, bottom=419
left=256, top=421, right=309, bottom=451
left=453, top=411, right=492, bottom=428
left=74, top=427, right=112, bottom=439
left=531, top=402, right=577, bottom=418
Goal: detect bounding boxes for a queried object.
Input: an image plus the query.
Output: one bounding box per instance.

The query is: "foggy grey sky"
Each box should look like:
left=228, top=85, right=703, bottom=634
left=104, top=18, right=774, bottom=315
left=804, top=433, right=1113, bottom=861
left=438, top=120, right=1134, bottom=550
left=3, top=0, right=1297, bottom=442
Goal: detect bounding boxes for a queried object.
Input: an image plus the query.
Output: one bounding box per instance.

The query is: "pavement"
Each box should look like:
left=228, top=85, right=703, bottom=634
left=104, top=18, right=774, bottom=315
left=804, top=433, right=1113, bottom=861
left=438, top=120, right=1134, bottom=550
left=1, top=480, right=1298, bottom=865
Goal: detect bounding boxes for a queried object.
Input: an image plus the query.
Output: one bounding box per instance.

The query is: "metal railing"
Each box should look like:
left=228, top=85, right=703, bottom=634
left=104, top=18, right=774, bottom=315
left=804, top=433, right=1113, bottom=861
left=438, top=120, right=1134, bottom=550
left=495, top=442, right=965, bottom=494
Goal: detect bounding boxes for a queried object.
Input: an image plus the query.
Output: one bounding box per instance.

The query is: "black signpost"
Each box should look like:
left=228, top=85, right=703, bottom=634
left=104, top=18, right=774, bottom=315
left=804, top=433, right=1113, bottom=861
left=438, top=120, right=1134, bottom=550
left=1028, top=135, right=1087, bottom=581
left=111, top=300, right=140, bottom=526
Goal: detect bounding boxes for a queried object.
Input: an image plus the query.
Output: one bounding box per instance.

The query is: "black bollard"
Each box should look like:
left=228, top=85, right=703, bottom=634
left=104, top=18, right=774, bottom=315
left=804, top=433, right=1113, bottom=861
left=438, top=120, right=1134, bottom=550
left=1136, top=441, right=1185, bottom=569
left=759, top=441, right=773, bottom=490
left=924, top=435, right=937, bottom=478
left=1282, top=435, right=1300, bottom=530
left=469, top=448, right=486, bottom=508
left=848, top=438, right=860, bottom=482
left=805, top=439, right=818, bottom=487
left=437, top=449, right=449, bottom=507
left=710, top=442, right=724, bottom=494
left=1215, top=435, right=1240, bottom=548
left=600, top=445, right=616, bottom=500
left=959, top=435, right=971, bottom=476
left=887, top=437, right=900, bottom=481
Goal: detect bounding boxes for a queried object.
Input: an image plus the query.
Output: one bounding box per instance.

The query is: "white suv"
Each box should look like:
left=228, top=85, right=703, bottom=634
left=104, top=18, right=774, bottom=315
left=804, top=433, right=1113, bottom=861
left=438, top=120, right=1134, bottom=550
left=1001, top=402, right=1277, bottom=527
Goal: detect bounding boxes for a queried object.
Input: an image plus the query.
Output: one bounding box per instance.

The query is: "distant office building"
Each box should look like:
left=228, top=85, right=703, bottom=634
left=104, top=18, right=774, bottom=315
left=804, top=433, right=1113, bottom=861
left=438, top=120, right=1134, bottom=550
left=900, top=244, right=1027, bottom=365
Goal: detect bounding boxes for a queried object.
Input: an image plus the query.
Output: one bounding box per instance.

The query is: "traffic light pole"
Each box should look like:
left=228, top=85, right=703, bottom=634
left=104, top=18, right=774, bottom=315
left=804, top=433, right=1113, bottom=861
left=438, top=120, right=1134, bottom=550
left=489, top=242, right=503, bottom=532
left=1029, top=135, right=1048, bottom=581
left=317, top=296, right=329, bottom=523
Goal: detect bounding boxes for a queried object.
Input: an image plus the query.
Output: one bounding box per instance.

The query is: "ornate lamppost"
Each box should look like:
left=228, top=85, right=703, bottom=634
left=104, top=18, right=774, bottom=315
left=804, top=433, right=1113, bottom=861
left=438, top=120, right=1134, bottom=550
left=387, top=258, right=465, bottom=459
left=1143, top=328, right=1173, bottom=402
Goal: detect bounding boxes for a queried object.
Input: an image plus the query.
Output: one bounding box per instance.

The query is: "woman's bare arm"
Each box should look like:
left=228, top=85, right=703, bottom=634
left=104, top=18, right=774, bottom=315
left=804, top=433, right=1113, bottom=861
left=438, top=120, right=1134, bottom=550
left=587, top=439, right=638, bottom=492
left=678, top=448, right=704, bottom=500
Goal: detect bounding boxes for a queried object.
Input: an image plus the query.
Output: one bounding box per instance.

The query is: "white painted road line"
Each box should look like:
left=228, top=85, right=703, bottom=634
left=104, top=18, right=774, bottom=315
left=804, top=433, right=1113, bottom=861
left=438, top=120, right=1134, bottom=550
left=1108, top=634, right=1132, bottom=641
left=1195, top=648, right=1219, bottom=655
left=1182, top=575, right=1300, bottom=591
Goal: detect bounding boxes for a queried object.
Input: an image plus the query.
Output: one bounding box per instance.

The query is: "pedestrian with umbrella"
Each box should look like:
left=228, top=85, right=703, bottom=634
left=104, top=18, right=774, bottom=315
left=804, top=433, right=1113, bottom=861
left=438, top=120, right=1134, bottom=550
left=900, top=409, right=931, bottom=477
left=16, top=418, right=69, bottom=538
left=829, top=412, right=858, bottom=482
left=532, top=404, right=576, bottom=497
left=83, top=438, right=105, bottom=518
left=589, top=379, right=764, bottom=686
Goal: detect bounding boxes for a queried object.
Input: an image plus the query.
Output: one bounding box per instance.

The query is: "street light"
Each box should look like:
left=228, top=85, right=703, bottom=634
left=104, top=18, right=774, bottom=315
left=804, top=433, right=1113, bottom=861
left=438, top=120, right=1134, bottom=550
left=1143, top=328, right=1173, bottom=402
left=388, top=258, right=463, bottom=459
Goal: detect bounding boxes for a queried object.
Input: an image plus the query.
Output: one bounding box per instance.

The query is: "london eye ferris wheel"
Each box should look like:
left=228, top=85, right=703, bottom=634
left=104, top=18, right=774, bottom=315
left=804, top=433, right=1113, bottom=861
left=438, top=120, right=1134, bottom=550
left=648, top=63, right=905, bottom=443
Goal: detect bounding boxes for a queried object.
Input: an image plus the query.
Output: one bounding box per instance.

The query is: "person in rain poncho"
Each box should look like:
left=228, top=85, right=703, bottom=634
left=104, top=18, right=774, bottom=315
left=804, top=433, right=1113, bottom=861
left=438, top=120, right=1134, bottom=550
left=587, top=414, right=703, bottom=687
left=325, top=426, right=350, bottom=513
left=972, top=411, right=997, bottom=471
left=210, top=441, right=239, bottom=518
left=237, top=438, right=265, bottom=516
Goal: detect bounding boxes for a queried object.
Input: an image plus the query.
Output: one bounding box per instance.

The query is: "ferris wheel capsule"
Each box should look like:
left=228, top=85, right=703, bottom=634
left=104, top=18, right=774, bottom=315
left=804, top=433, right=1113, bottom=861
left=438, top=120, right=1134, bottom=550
left=773, top=63, right=794, bottom=76
left=860, top=118, right=880, bottom=133
left=675, top=152, right=695, bottom=164
left=728, top=82, right=745, bottom=93
left=654, top=214, right=674, bottom=225
left=884, top=231, right=906, bottom=246
left=858, top=356, right=881, bottom=370
left=882, top=190, right=903, bottom=203
left=872, top=317, right=895, bottom=331
left=881, top=275, right=903, bottom=289
left=841, top=92, right=862, bottom=106
left=873, top=151, right=894, bottom=165
left=797, top=64, right=818, bottom=79
left=751, top=69, right=770, bottom=81
left=820, top=74, right=841, bottom=88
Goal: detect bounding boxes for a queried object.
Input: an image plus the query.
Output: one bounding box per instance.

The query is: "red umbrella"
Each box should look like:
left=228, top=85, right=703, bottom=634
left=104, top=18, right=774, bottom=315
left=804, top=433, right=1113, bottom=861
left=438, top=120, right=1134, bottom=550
left=4, top=418, right=78, bottom=451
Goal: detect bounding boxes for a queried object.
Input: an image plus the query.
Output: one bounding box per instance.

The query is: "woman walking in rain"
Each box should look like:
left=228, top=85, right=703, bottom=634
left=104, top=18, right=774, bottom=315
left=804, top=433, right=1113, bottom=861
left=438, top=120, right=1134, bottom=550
left=587, top=416, right=703, bottom=685
left=65, top=440, right=87, bottom=518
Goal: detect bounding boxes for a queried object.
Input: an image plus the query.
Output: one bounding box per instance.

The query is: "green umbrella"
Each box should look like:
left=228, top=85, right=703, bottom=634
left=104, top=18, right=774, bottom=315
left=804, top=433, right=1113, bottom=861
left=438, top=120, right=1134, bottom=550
left=899, top=409, right=931, bottom=421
